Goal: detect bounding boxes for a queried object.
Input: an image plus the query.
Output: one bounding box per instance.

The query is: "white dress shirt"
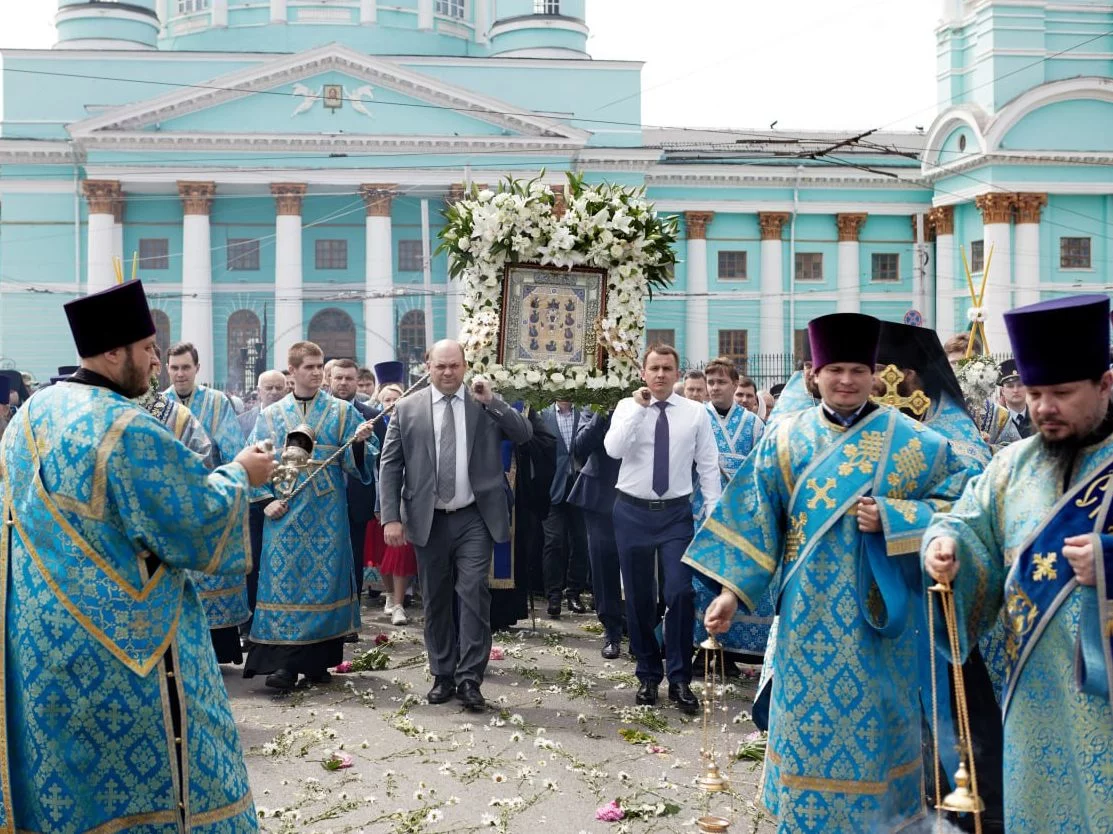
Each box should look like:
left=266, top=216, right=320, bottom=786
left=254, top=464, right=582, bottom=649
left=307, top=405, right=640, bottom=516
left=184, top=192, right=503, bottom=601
left=604, top=392, right=721, bottom=511
left=432, top=385, right=475, bottom=511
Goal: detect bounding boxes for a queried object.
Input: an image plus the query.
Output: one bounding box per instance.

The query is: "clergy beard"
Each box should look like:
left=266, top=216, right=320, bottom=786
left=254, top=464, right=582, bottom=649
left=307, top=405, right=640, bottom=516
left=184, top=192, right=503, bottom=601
left=1039, top=405, right=1113, bottom=470
left=119, top=352, right=151, bottom=398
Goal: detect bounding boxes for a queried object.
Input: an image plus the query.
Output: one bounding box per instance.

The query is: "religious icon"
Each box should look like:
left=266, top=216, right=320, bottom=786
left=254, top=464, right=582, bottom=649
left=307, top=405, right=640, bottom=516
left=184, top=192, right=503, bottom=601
left=323, top=84, right=344, bottom=110
left=498, top=263, right=608, bottom=372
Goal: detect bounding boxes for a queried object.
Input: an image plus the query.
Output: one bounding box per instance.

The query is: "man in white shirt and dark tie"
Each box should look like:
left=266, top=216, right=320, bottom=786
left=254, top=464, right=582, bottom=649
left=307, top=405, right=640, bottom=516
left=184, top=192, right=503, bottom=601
left=604, top=344, right=720, bottom=713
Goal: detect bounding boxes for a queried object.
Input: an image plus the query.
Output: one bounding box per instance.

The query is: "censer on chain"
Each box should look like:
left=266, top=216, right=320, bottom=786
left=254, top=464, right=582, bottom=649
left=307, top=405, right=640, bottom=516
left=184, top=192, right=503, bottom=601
left=695, top=633, right=732, bottom=834
left=269, top=424, right=318, bottom=499
left=928, top=579, right=984, bottom=834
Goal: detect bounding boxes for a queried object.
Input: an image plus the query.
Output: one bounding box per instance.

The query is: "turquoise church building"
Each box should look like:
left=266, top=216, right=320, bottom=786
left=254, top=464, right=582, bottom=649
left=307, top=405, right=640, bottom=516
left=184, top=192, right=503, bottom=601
left=0, top=0, right=1111, bottom=389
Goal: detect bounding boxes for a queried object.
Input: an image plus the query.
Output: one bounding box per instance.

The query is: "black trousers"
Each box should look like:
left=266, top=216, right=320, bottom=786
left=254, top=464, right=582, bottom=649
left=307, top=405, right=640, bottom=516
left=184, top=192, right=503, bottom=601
left=542, top=499, right=589, bottom=600
left=583, top=507, right=622, bottom=642
left=350, top=517, right=368, bottom=598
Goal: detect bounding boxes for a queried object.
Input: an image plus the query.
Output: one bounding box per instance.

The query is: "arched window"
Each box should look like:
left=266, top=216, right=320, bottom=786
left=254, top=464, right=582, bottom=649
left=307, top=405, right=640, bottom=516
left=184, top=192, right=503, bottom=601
left=227, top=309, right=261, bottom=395
left=397, top=309, right=426, bottom=364
left=152, top=309, right=172, bottom=390
left=307, top=308, right=357, bottom=361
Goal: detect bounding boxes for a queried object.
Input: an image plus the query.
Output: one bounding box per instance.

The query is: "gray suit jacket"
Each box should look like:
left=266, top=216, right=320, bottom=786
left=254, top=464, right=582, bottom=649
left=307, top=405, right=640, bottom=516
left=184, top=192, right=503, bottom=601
left=378, top=385, right=533, bottom=547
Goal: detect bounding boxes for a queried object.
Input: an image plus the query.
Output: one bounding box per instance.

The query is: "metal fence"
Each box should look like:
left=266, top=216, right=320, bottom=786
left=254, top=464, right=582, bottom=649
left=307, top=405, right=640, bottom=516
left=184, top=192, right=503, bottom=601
left=682, top=354, right=801, bottom=392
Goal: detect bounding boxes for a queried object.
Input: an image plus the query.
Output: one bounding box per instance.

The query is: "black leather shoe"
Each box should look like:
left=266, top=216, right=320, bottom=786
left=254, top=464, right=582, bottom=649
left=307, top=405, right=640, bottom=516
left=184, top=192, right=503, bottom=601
left=547, top=598, right=561, bottom=619
left=265, top=669, right=296, bottom=692
left=456, top=680, right=485, bottom=712
left=565, top=592, right=586, bottom=614
left=635, top=680, right=658, bottom=706
left=668, top=681, right=700, bottom=715
left=343, top=633, right=358, bottom=643
left=305, top=670, right=332, bottom=685
left=426, top=676, right=455, bottom=704
left=601, top=641, right=621, bottom=660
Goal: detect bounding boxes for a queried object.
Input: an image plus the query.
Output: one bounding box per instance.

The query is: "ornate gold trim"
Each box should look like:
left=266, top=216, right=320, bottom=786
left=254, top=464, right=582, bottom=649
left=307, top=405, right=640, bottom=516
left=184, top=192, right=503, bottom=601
left=81, top=179, right=121, bottom=214
left=256, top=597, right=355, bottom=613
left=271, top=183, right=307, bottom=216
left=0, top=485, right=14, bottom=829
left=768, top=748, right=921, bottom=795
left=178, top=181, right=216, bottom=216
left=703, top=518, right=777, bottom=574
left=684, top=211, right=714, bottom=240
left=758, top=212, right=790, bottom=241
left=681, top=556, right=756, bottom=613
left=200, top=483, right=244, bottom=575
left=360, top=184, right=396, bottom=217
left=836, top=213, right=868, bottom=242
left=51, top=409, right=139, bottom=523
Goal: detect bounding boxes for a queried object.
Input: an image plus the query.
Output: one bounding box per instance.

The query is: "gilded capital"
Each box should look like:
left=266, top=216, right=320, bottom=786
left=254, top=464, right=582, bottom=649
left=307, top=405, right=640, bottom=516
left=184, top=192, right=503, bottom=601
left=178, top=181, right=216, bottom=216
left=911, top=214, right=936, bottom=243
left=552, top=184, right=567, bottom=219
left=272, top=183, right=307, bottom=217
left=82, top=180, right=121, bottom=214
left=836, top=213, right=868, bottom=243
left=975, top=193, right=1016, bottom=225
left=360, top=184, right=396, bottom=217
left=759, top=212, right=790, bottom=241
left=1015, top=193, right=1048, bottom=225
left=446, top=183, right=467, bottom=205
left=928, top=205, right=954, bottom=236
left=685, top=211, right=714, bottom=240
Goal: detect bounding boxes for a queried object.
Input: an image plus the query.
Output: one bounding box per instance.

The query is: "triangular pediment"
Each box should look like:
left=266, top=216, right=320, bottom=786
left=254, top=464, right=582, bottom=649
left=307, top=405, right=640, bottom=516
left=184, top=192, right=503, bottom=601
left=68, top=43, right=589, bottom=143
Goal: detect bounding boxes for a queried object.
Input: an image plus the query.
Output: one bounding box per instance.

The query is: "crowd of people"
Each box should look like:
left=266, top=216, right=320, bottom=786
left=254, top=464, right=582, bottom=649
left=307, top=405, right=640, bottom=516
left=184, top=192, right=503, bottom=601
left=0, top=278, right=1110, bottom=834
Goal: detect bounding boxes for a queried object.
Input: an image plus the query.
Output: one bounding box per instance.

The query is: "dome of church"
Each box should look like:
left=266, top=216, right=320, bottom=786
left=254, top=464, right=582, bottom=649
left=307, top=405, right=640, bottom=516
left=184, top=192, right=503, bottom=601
left=155, top=0, right=590, bottom=58
left=55, top=0, right=160, bottom=50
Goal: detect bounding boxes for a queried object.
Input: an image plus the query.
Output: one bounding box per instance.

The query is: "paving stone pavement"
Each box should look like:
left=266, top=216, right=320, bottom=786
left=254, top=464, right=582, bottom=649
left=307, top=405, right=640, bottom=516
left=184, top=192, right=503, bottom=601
left=226, top=599, right=777, bottom=834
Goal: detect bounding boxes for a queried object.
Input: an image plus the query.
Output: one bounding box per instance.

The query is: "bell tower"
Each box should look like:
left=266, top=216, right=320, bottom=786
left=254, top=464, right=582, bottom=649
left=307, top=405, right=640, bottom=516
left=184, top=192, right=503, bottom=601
left=489, top=0, right=589, bottom=58
left=55, top=0, right=160, bottom=50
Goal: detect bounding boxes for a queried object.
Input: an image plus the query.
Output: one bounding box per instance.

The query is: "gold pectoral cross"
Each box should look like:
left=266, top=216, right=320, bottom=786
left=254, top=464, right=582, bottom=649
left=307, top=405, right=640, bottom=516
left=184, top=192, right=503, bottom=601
left=870, top=365, right=931, bottom=418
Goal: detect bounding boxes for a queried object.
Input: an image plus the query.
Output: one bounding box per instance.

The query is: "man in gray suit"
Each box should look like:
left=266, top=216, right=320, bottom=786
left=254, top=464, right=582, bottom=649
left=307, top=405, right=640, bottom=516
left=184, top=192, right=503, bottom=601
left=379, top=339, right=533, bottom=711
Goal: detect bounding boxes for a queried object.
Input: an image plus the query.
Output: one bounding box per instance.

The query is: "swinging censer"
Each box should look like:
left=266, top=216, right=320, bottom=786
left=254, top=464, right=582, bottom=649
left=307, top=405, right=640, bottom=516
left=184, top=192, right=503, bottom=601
left=695, top=633, right=732, bottom=833
left=928, top=579, right=984, bottom=834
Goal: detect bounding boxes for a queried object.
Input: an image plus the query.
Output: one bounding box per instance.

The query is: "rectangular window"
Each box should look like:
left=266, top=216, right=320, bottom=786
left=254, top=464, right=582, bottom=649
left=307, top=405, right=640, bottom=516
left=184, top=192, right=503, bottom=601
left=645, top=329, right=675, bottom=348
left=970, top=240, right=984, bottom=273
left=1060, top=237, right=1092, bottom=269
left=138, top=238, right=169, bottom=270
left=398, top=240, right=425, bottom=272
left=795, top=252, right=823, bottom=281
left=718, top=329, right=748, bottom=362
left=227, top=238, right=260, bottom=271
left=534, top=0, right=561, bottom=12
left=717, top=250, right=747, bottom=280
left=177, top=0, right=209, bottom=13
left=434, top=0, right=466, bottom=18
left=315, top=239, right=348, bottom=270
left=871, top=253, right=900, bottom=282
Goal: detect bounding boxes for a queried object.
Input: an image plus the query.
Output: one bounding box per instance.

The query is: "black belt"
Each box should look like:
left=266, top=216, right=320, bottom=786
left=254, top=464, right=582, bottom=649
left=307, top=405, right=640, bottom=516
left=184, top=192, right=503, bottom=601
left=616, top=491, right=691, bottom=511
left=434, top=502, right=476, bottom=515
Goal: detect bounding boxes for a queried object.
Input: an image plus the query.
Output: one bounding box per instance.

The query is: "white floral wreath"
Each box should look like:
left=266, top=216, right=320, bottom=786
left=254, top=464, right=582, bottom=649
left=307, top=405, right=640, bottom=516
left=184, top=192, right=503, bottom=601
left=955, top=354, right=1000, bottom=403
left=437, top=174, right=678, bottom=409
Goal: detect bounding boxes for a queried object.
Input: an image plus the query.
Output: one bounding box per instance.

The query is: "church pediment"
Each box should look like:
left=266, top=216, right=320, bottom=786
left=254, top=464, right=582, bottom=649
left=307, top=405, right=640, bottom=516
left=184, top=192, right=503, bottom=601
left=67, top=43, right=589, bottom=144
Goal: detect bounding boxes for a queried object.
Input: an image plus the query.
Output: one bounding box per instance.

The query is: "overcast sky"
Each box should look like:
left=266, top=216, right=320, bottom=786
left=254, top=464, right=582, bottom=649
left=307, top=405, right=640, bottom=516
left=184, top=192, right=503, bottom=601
left=0, top=0, right=942, bottom=131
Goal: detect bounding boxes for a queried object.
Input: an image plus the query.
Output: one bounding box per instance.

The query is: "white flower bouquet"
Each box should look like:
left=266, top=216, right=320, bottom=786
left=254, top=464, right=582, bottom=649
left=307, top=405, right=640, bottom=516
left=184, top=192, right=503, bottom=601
left=437, top=173, right=678, bottom=409
left=955, top=354, right=1000, bottom=403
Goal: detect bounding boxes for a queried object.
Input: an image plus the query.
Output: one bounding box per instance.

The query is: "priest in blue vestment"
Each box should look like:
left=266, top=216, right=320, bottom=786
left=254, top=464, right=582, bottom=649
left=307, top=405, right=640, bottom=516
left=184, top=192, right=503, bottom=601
left=0, top=280, right=273, bottom=833
left=684, top=312, right=978, bottom=833
left=245, top=340, right=374, bottom=691
left=138, top=346, right=216, bottom=466
left=925, top=294, right=1113, bottom=834
left=693, top=356, right=770, bottom=657
left=165, top=341, right=250, bottom=663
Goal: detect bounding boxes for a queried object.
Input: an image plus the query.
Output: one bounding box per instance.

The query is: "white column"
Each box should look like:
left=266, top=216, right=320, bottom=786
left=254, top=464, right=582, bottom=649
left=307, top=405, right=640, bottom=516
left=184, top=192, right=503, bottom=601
left=272, top=184, right=306, bottom=370
left=976, top=194, right=1014, bottom=354
left=178, top=182, right=215, bottom=385
left=836, top=213, right=866, bottom=314
left=112, top=196, right=124, bottom=268
left=362, top=185, right=396, bottom=363
left=418, top=0, right=433, bottom=29
left=759, top=213, right=789, bottom=355
left=156, top=0, right=168, bottom=26
left=270, top=0, right=287, bottom=23
left=475, top=0, right=490, bottom=42
left=82, top=181, right=119, bottom=295
left=421, top=198, right=435, bottom=347
left=683, top=212, right=712, bottom=366
left=932, top=206, right=955, bottom=339
left=1013, top=194, right=1046, bottom=309
left=360, top=0, right=376, bottom=23
left=443, top=185, right=466, bottom=340
left=212, top=0, right=228, bottom=27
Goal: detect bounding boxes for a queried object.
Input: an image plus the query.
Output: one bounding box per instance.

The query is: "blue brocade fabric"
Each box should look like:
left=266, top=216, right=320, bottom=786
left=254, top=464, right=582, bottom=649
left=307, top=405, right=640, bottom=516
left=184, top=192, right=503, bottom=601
left=0, top=381, right=256, bottom=832
left=924, top=433, right=1113, bottom=833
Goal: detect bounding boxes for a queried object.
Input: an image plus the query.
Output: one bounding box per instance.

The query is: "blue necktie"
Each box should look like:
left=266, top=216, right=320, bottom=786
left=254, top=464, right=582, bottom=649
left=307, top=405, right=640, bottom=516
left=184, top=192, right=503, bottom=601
left=653, top=401, right=669, bottom=496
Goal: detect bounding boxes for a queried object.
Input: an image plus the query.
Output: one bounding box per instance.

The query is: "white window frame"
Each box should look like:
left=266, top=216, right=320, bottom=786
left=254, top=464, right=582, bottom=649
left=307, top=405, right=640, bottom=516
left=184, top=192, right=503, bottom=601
left=534, top=0, right=561, bottom=13
left=870, top=252, right=900, bottom=283
left=794, top=252, right=824, bottom=282
left=434, top=0, right=466, bottom=19
left=177, top=0, right=209, bottom=13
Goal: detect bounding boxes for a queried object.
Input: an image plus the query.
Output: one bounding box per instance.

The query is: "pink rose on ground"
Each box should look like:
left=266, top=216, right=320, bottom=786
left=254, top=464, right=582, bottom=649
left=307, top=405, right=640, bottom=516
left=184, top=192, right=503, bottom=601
left=374, top=634, right=390, bottom=646
left=595, top=800, right=624, bottom=822
left=489, top=646, right=505, bottom=661
left=322, top=751, right=354, bottom=771
left=334, top=661, right=353, bottom=673
left=646, top=744, right=668, bottom=755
